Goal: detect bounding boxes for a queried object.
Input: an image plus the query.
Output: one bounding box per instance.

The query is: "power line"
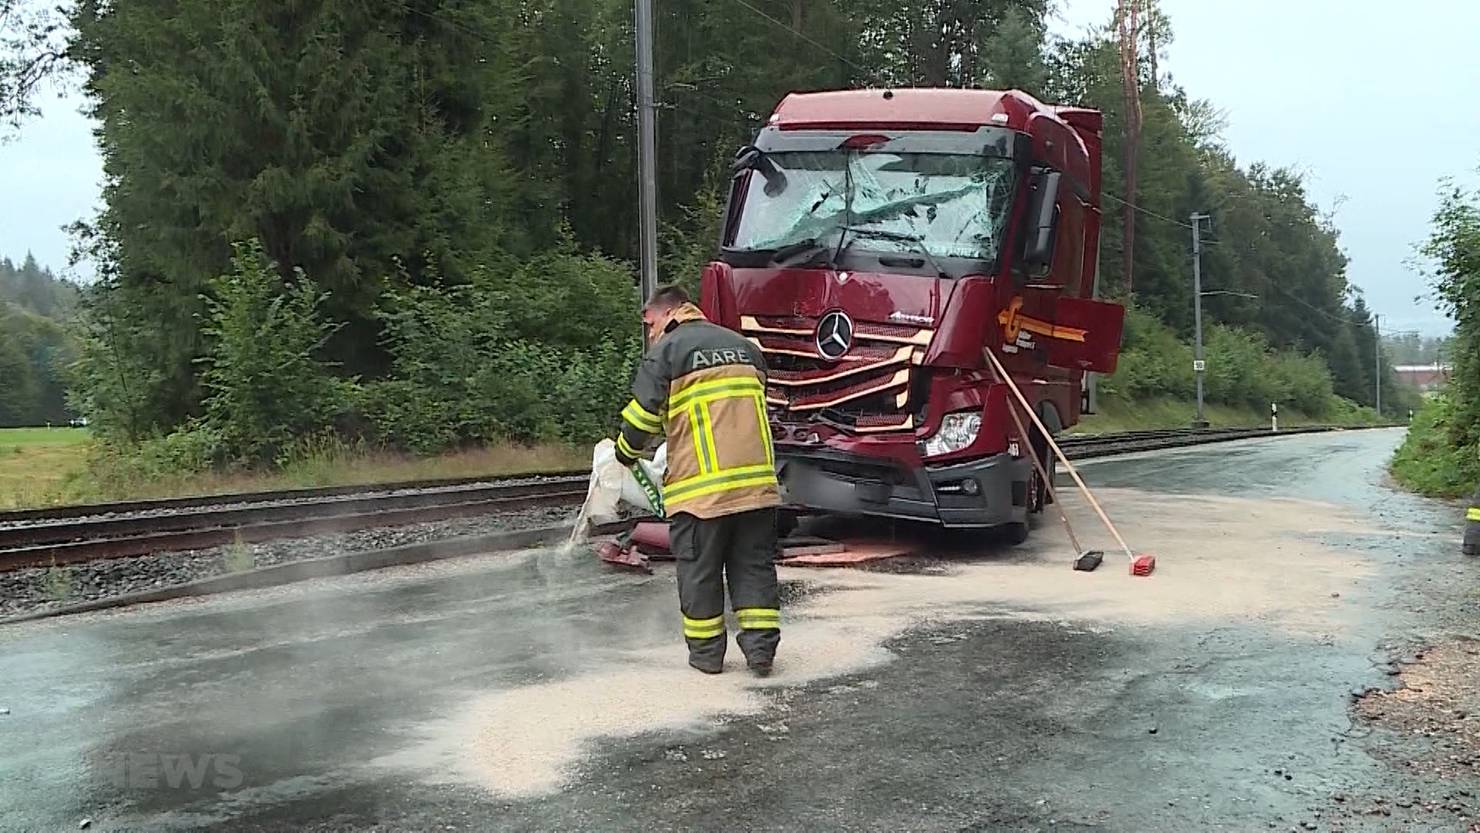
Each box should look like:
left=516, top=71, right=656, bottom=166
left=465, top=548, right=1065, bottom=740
left=728, top=0, right=877, bottom=83
left=1100, top=190, right=1396, bottom=331
left=1101, top=191, right=1192, bottom=229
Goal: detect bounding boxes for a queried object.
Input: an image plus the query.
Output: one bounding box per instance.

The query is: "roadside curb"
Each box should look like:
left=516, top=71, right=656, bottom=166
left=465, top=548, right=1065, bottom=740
left=0, top=523, right=577, bottom=626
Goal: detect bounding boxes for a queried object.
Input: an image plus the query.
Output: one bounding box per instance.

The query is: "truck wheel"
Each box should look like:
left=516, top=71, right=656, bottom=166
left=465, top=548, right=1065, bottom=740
left=777, top=510, right=799, bottom=539
left=1027, top=433, right=1051, bottom=514
left=1002, top=521, right=1030, bottom=545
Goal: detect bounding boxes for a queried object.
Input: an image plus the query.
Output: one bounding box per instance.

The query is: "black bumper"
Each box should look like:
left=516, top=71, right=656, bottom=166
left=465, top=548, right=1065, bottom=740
left=775, top=447, right=1030, bottom=528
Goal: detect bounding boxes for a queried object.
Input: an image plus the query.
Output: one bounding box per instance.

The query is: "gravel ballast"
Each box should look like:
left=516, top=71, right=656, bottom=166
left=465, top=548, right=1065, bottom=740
left=0, top=474, right=582, bottom=531
left=0, top=505, right=578, bottom=619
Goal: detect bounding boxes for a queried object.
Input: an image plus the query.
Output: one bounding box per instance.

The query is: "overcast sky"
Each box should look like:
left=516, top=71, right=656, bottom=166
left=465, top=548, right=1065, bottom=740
left=1, top=0, right=1474, bottom=336
left=1050, top=0, right=1478, bottom=337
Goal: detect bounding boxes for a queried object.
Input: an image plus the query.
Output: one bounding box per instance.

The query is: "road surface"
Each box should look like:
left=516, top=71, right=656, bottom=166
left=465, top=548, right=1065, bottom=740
left=2, top=428, right=1475, bottom=832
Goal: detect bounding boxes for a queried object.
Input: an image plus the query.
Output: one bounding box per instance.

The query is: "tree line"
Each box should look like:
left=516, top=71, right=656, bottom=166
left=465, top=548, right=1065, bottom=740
left=1392, top=185, right=1480, bottom=495
left=0, top=253, right=77, bottom=427
left=1, top=0, right=1416, bottom=463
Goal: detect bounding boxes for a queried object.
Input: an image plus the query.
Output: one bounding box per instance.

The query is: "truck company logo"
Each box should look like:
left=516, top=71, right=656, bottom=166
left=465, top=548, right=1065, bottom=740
left=887, top=310, right=933, bottom=326
left=997, top=296, right=1087, bottom=355
left=815, top=311, right=854, bottom=360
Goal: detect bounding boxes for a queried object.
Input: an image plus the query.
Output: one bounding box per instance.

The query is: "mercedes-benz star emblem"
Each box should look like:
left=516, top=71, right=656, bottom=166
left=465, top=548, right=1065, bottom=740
left=815, top=311, right=854, bottom=360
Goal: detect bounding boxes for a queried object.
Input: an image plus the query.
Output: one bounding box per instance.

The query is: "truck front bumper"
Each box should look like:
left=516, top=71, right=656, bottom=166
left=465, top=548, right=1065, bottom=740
left=775, top=447, right=1030, bottom=528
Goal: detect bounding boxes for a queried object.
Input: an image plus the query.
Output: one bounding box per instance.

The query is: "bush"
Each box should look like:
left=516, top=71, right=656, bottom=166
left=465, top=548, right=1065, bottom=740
left=1102, top=306, right=1194, bottom=400
left=1391, top=394, right=1480, bottom=497
left=367, top=260, right=641, bottom=454
left=1103, top=305, right=1341, bottom=416
left=198, top=241, right=354, bottom=465
left=83, top=423, right=223, bottom=493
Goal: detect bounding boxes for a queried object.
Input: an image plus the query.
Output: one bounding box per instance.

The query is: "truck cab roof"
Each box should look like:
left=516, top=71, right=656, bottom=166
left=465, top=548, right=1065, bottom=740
left=768, top=88, right=1100, bottom=136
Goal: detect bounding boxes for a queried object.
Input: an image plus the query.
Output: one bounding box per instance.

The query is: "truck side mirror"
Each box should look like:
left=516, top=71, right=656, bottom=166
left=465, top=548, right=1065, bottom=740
left=1021, top=170, right=1061, bottom=268
left=732, top=145, right=788, bottom=196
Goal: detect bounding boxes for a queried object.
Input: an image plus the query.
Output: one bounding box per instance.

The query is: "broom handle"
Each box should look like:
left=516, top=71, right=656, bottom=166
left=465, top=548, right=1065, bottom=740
left=997, top=372, right=1084, bottom=553
left=983, top=348, right=1136, bottom=561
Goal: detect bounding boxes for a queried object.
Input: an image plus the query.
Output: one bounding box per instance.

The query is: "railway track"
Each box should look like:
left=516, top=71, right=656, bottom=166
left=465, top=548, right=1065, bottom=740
left=1058, top=425, right=1338, bottom=459
left=0, top=425, right=1359, bottom=573
left=0, top=476, right=590, bottom=571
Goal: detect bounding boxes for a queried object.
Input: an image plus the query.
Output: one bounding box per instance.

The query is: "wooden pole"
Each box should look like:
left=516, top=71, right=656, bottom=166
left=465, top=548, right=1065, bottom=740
left=983, top=348, right=1137, bottom=561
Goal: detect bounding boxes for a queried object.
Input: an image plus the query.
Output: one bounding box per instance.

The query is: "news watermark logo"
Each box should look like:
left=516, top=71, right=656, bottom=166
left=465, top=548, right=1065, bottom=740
left=101, top=751, right=243, bottom=791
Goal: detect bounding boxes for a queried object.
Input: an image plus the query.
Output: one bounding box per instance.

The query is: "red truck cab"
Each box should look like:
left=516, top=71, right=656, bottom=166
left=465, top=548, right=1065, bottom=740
left=700, top=88, right=1123, bottom=539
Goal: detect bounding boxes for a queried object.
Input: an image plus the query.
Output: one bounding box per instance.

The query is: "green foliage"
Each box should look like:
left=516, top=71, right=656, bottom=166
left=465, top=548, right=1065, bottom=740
left=1391, top=394, right=1480, bottom=498
left=1101, top=305, right=1193, bottom=400
left=42, top=563, right=72, bottom=602
left=0, top=253, right=79, bottom=319
left=36, top=0, right=1432, bottom=477
left=1418, top=185, right=1480, bottom=472
left=224, top=532, right=255, bottom=573
left=0, top=254, right=80, bottom=427
left=1104, top=304, right=1340, bottom=416
left=198, top=241, right=351, bottom=465
left=365, top=256, right=640, bottom=454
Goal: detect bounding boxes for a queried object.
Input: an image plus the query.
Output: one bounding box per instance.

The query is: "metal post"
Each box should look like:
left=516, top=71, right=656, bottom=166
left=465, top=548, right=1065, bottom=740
left=634, top=0, right=659, bottom=311
left=1374, top=313, right=1382, bottom=417
left=1190, top=212, right=1209, bottom=428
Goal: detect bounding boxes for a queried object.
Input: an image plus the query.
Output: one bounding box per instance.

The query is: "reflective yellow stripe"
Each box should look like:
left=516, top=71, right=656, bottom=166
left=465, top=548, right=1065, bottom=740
left=682, top=614, right=726, bottom=639
left=697, top=403, right=720, bottom=472
left=688, top=406, right=710, bottom=474
left=622, top=400, right=662, bottom=433
left=669, top=377, right=764, bottom=411
left=1468, top=507, right=1480, bottom=522
left=736, top=607, right=780, bottom=630
left=670, top=473, right=779, bottom=505
left=752, top=393, right=774, bottom=466
left=616, top=433, right=640, bottom=459
left=665, top=464, right=778, bottom=502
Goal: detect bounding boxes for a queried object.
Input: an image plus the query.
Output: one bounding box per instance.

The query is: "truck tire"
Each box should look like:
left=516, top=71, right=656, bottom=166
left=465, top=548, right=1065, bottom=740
left=777, top=510, right=799, bottom=539
left=1028, top=434, right=1050, bottom=514
left=1002, top=521, right=1031, bottom=545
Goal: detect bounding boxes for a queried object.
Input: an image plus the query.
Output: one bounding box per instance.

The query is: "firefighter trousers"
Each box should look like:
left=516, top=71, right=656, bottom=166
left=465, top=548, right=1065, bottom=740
left=670, top=507, right=781, bottom=669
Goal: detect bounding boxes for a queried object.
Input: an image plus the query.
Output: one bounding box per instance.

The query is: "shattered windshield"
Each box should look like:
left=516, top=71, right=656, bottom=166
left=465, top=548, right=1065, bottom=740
left=730, top=151, right=1016, bottom=267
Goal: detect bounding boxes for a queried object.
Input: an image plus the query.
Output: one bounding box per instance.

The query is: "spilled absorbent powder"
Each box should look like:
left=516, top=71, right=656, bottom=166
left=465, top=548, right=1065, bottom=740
left=396, top=487, right=1382, bottom=799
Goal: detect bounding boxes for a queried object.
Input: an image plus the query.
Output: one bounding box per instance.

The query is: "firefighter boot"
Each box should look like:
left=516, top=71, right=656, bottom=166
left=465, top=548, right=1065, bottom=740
left=727, top=507, right=782, bottom=676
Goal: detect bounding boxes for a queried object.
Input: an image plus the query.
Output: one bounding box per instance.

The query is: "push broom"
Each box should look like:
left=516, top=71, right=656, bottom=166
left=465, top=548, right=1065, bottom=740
left=983, top=347, right=1153, bottom=576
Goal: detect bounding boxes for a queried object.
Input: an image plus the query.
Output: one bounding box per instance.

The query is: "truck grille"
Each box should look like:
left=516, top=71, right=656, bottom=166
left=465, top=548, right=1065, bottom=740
left=741, top=314, right=931, bottom=432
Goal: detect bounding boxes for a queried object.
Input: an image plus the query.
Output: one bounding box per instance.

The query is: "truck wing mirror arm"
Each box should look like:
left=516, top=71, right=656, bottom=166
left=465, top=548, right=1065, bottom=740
left=732, top=145, right=788, bottom=196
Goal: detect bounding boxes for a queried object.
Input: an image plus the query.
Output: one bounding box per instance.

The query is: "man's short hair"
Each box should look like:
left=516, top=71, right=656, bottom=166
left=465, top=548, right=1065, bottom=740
left=645, top=284, right=691, bottom=310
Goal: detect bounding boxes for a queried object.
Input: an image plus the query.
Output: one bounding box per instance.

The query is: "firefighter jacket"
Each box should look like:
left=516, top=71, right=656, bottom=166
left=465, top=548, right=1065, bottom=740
left=617, top=303, right=780, bottom=519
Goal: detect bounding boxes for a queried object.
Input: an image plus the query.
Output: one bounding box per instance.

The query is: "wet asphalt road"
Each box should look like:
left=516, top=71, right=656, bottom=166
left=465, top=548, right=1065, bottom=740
left=1, top=428, right=1473, bottom=832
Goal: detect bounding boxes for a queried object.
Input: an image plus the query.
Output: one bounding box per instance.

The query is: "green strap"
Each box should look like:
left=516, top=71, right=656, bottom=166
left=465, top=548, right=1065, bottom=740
left=628, top=462, right=665, bottom=517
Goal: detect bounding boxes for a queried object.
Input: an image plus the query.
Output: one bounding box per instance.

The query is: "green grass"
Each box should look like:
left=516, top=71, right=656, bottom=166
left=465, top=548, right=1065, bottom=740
left=1073, top=396, right=1385, bottom=435
left=1390, top=395, right=1478, bottom=498
left=0, top=427, right=94, bottom=510
left=3, top=437, right=589, bottom=510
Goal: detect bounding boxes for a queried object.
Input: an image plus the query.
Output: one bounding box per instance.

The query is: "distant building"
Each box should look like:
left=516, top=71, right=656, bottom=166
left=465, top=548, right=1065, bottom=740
left=1393, top=364, right=1451, bottom=393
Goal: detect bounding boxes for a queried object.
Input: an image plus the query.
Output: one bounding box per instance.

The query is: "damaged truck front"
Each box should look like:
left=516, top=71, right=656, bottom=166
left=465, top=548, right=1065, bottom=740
left=700, top=88, right=1124, bottom=542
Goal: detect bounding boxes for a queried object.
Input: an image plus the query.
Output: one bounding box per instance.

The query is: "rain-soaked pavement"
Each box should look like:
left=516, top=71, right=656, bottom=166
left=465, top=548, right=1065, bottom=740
left=2, top=428, right=1476, bottom=832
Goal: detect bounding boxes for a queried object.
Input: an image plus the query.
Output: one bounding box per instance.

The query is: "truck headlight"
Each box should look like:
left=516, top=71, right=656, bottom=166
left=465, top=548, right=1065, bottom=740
left=922, top=410, right=982, bottom=457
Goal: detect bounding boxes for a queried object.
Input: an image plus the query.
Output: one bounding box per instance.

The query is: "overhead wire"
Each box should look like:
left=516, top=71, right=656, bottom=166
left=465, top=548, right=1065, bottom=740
left=1106, top=193, right=1384, bottom=328
left=727, top=0, right=880, bottom=84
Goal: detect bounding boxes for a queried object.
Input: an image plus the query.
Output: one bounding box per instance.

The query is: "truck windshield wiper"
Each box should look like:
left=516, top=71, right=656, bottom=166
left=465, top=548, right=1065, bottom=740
left=838, top=226, right=952, bottom=279
left=769, top=238, right=823, bottom=265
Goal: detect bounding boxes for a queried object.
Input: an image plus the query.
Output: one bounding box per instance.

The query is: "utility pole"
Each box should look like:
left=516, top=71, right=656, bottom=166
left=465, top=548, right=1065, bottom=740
left=1190, top=212, right=1210, bottom=428
left=1374, top=313, right=1382, bottom=417
left=634, top=0, right=659, bottom=311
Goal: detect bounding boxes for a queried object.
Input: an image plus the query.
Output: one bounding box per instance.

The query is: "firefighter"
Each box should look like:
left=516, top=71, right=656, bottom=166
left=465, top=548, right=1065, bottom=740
left=614, top=284, right=782, bottom=676
left=1465, top=481, right=1479, bottom=557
